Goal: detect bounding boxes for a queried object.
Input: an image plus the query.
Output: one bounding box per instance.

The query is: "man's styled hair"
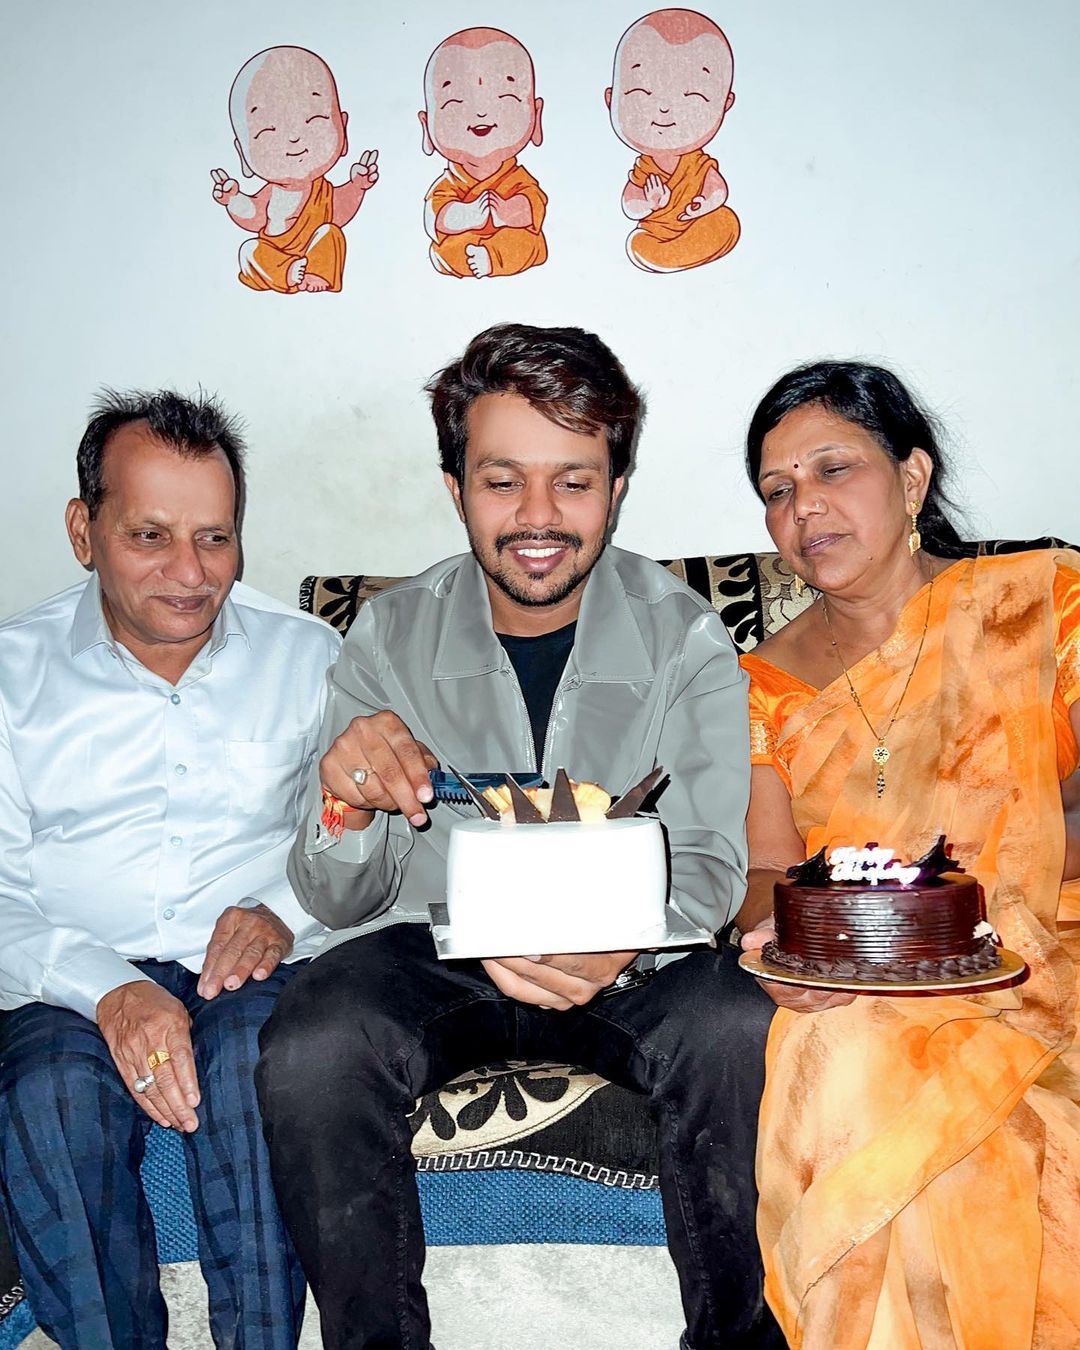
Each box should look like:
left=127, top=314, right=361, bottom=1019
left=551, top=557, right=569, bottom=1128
left=426, top=323, right=643, bottom=486
left=76, top=389, right=247, bottom=521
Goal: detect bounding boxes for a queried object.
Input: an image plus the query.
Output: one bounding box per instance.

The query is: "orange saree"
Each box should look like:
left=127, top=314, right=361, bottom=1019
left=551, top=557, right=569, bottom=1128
left=741, top=550, right=1080, bottom=1350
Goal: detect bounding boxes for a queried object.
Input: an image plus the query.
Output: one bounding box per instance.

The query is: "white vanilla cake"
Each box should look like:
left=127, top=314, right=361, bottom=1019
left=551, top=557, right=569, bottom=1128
left=445, top=815, right=668, bottom=956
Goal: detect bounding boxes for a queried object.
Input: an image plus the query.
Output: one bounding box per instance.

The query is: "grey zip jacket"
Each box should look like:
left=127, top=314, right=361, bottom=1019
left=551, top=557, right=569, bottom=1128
left=289, top=546, right=750, bottom=960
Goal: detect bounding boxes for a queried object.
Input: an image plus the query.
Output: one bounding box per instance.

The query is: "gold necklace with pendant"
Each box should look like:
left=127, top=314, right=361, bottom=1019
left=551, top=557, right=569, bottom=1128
left=821, top=574, right=934, bottom=798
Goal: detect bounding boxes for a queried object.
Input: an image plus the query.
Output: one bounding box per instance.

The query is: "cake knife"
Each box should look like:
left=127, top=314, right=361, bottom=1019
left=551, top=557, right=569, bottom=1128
left=429, top=769, right=543, bottom=806
left=440, top=764, right=503, bottom=820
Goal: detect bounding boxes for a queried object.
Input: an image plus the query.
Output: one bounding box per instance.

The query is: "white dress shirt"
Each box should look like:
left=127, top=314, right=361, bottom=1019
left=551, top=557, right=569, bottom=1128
left=0, top=576, right=341, bottom=1021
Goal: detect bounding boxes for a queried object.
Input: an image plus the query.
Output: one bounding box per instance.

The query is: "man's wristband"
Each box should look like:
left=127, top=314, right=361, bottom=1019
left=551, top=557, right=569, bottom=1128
left=320, top=788, right=371, bottom=838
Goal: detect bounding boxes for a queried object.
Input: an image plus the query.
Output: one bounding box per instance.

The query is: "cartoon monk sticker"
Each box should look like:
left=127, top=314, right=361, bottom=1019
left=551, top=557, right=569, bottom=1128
left=419, top=28, right=547, bottom=279
left=607, top=10, right=739, bottom=273
left=211, top=46, right=378, bottom=293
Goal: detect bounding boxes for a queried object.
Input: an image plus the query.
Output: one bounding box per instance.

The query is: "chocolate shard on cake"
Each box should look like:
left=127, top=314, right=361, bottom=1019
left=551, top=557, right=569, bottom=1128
left=547, top=768, right=582, bottom=823
left=605, top=767, right=665, bottom=820
left=908, top=834, right=964, bottom=881
left=505, top=775, right=546, bottom=824
left=785, top=847, right=832, bottom=886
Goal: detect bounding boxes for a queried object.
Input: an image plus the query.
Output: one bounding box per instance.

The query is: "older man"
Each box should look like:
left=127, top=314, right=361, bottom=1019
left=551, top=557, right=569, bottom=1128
left=0, top=391, right=339, bottom=1348
left=258, top=324, right=783, bottom=1350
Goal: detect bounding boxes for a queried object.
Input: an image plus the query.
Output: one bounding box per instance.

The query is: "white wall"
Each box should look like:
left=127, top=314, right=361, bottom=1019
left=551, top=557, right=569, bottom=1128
left=2, top=0, right=1078, bottom=618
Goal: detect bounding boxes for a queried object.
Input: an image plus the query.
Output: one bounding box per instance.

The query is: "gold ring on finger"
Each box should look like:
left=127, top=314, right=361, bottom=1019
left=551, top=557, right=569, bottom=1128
left=147, top=1048, right=170, bottom=1071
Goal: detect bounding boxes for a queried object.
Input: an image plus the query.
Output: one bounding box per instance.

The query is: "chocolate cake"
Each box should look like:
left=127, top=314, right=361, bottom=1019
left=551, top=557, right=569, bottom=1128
left=763, top=837, right=1002, bottom=982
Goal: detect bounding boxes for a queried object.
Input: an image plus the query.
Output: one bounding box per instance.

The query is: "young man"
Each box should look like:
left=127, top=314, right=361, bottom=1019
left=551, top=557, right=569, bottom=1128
left=257, top=325, right=783, bottom=1349
left=0, top=391, right=340, bottom=1348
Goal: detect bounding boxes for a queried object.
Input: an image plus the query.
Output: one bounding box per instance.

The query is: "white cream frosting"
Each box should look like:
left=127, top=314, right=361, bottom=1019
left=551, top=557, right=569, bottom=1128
left=446, top=816, right=668, bottom=956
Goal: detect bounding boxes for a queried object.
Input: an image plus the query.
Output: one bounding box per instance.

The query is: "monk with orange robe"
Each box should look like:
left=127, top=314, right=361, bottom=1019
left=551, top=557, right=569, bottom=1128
left=211, top=46, right=379, bottom=294
left=607, top=10, right=740, bottom=272
left=419, top=29, right=547, bottom=279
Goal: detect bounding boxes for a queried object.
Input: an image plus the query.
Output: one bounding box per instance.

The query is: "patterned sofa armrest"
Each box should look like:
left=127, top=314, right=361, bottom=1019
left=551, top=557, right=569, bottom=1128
left=299, top=574, right=407, bottom=637
left=657, top=553, right=809, bottom=648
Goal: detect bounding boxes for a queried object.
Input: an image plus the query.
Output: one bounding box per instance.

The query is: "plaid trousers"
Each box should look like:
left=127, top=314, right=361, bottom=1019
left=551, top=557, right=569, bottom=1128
left=0, top=960, right=306, bottom=1350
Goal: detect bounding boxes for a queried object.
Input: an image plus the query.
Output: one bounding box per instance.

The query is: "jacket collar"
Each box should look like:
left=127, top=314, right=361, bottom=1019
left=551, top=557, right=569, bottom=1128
left=431, top=549, right=654, bottom=683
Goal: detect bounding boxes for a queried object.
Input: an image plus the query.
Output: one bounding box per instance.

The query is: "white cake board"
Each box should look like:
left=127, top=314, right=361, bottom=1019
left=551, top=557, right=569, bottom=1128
left=428, top=903, right=714, bottom=960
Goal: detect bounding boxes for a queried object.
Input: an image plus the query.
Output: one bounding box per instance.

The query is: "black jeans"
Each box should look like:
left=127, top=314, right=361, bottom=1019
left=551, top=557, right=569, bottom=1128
left=256, top=924, right=783, bottom=1350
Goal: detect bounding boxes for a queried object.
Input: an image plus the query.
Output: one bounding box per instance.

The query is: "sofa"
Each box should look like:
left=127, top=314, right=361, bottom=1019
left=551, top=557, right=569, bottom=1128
left=1, top=538, right=1069, bottom=1349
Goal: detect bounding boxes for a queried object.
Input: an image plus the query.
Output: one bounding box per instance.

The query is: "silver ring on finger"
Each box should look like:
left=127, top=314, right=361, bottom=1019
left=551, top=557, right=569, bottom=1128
left=133, top=1072, right=156, bottom=1094
left=351, top=767, right=373, bottom=788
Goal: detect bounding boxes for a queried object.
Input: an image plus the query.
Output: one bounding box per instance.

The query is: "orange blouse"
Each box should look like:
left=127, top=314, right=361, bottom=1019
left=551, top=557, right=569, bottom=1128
left=744, top=558, right=1080, bottom=793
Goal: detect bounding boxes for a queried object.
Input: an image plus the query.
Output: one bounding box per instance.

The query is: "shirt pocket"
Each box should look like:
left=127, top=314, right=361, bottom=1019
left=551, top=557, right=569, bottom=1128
left=225, top=735, right=314, bottom=828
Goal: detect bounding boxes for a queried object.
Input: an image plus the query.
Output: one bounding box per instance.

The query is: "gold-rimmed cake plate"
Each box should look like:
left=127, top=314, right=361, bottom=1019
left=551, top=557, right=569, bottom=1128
left=738, top=947, right=1028, bottom=996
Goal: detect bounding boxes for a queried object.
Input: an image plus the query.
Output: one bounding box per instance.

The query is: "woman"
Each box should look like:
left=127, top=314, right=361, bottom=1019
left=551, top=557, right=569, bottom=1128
left=737, top=360, right=1080, bottom=1349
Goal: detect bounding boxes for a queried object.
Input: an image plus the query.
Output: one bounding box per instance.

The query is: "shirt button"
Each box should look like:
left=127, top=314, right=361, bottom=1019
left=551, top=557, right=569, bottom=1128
left=170, top=694, right=181, bottom=705
left=175, top=763, right=187, bottom=776
left=162, top=908, right=176, bottom=920
left=170, top=835, right=183, bottom=847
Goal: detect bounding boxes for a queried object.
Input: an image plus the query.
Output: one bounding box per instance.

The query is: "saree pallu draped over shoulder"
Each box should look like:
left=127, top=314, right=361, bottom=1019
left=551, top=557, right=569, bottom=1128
left=744, top=550, right=1080, bottom=1350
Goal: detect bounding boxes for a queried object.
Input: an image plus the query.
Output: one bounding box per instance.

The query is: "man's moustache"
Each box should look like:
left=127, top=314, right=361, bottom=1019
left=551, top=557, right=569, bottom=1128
left=495, top=532, right=582, bottom=552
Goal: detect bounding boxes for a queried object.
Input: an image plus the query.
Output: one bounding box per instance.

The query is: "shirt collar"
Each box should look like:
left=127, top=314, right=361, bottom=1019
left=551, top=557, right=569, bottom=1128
left=70, top=574, right=250, bottom=666
left=431, top=550, right=654, bottom=683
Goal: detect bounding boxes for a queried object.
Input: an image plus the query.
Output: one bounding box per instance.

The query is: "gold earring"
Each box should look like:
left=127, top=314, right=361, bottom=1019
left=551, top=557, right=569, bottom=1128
left=908, top=501, right=922, bottom=556
left=793, top=573, right=805, bottom=596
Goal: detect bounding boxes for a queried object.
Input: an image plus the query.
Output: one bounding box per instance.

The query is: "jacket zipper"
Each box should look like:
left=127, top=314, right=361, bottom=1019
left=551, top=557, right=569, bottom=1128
left=501, top=661, right=582, bottom=776
left=540, top=671, right=582, bottom=778
left=500, top=663, right=538, bottom=771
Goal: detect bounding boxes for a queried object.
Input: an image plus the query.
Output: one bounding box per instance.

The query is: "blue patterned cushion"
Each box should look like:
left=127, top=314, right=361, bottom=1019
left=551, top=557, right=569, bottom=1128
left=139, top=1123, right=665, bottom=1266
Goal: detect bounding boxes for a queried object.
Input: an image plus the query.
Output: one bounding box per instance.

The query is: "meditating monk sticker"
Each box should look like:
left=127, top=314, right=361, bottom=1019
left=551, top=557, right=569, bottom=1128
left=607, top=9, right=739, bottom=273
left=419, top=28, right=547, bottom=279
left=212, top=46, right=379, bottom=293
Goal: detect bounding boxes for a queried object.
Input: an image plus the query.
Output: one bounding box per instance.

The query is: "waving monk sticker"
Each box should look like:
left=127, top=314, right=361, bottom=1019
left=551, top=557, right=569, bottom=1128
left=607, top=10, right=739, bottom=273
left=419, top=28, right=547, bottom=279
left=212, top=46, right=379, bottom=293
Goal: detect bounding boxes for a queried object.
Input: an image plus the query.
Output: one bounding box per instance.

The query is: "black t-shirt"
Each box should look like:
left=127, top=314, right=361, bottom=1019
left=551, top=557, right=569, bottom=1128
left=496, top=622, right=577, bottom=770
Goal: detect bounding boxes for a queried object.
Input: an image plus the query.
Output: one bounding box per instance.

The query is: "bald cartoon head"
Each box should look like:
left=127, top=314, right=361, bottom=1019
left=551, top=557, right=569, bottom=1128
left=419, top=28, right=543, bottom=175
left=230, top=46, right=348, bottom=186
left=607, top=10, right=734, bottom=158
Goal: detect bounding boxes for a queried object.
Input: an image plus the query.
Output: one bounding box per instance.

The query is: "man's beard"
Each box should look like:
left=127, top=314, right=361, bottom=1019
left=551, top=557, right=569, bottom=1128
left=467, top=526, right=608, bottom=608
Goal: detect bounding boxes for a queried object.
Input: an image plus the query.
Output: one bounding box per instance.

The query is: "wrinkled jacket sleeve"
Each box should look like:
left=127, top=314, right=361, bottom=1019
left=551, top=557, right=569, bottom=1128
left=286, top=604, right=415, bottom=929
left=660, top=609, right=750, bottom=934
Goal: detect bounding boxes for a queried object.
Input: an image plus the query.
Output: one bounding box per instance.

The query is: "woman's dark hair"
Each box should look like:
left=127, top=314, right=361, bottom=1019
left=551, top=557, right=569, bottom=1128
left=426, top=323, right=643, bottom=487
left=77, top=389, right=246, bottom=523
left=745, top=360, right=971, bottom=556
